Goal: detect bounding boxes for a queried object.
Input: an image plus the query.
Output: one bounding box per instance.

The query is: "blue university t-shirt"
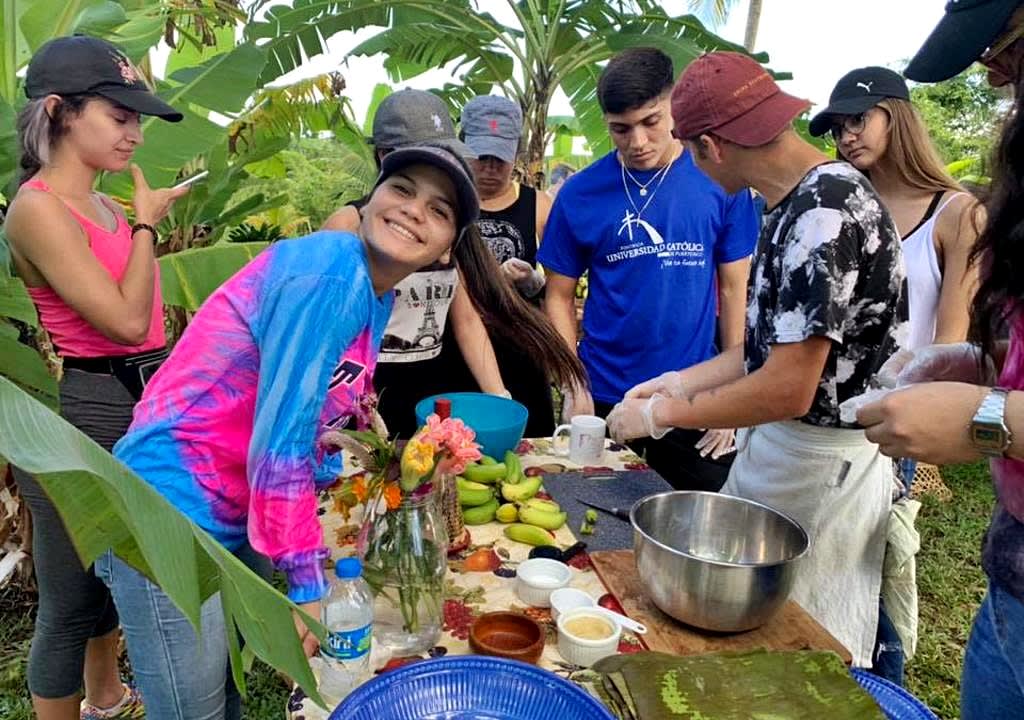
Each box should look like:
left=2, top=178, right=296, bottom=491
left=538, top=148, right=759, bottom=404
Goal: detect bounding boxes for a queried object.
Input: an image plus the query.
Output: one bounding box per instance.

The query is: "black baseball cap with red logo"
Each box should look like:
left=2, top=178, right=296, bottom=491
left=25, top=35, right=182, bottom=121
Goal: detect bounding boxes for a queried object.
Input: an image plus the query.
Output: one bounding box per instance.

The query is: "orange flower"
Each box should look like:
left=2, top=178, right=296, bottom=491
left=383, top=482, right=402, bottom=510
left=352, top=474, right=368, bottom=503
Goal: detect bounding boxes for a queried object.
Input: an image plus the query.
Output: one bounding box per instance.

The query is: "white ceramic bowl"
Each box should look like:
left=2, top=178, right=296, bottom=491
left=556, top=607, right=621, bottom=668
left=549, top=587, right=595, bottom=621
left=515, top=558, right=572, bottom=607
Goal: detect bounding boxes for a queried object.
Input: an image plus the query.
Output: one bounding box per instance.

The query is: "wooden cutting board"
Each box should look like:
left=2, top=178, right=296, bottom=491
left=590, top=549, right=852, bottom=664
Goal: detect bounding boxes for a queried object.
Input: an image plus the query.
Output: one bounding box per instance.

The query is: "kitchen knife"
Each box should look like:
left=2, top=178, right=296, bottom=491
left=577, top=497, right=631, bottom=521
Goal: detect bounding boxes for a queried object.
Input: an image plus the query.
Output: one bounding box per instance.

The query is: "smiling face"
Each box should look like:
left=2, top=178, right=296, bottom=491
left=835, top=107, right=890, bottom=171
left=360, top=163, right=460, bottom=273
left=49, top=95, right=143, bottom=172
left=604, top=93, right=676, bottom=171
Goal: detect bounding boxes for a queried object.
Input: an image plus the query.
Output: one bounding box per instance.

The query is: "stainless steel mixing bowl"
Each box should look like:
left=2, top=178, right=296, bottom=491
left=631, top=491, right=809, bottom=632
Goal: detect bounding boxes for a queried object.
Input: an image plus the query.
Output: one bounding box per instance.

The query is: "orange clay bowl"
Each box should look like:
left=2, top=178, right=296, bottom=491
left=468, top=611, right=544, bottom=665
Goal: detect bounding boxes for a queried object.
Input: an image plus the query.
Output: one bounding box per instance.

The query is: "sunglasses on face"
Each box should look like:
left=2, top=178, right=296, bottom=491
left=981, top=21, right=1024, bottom=66
left=829, top=113, right=868, bottom=142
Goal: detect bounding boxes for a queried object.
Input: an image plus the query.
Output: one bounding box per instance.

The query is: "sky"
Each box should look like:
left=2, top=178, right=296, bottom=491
left=279, top=0, right=949, bottom=127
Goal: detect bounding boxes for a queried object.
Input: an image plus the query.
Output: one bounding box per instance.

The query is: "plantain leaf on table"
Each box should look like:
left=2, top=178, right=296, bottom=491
left=588, top=650, right=886, bottom=720
left=0, top=375, right=327, bottom=707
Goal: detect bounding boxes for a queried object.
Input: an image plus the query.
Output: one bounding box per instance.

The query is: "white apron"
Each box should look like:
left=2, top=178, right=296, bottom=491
left=723, top=420, right=892, bottom=667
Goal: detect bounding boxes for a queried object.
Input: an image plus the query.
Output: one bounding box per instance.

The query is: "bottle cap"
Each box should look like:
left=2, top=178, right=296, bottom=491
left=434, top=397, right=452, bottom=420
left=335, top=557, right=362, bottom=579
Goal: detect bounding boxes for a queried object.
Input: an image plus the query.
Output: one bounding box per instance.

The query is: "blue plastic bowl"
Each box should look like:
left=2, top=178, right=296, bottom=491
left=328, top=656, right=614, bottom=720
left=415, top=392, right=528, bottom=458
left=851, top=669, right=938, bottom=720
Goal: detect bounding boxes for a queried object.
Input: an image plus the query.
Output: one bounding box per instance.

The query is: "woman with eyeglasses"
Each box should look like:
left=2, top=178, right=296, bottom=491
left=810, top=67, right=981, bottom=354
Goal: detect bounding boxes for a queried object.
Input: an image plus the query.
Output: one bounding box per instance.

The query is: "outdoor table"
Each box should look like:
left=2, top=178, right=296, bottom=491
left=285, top=437, right=849, bottom=719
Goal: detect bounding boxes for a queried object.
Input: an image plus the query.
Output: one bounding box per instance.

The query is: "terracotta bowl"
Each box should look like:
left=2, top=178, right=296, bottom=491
left=468, top=611, right=544, bottom=665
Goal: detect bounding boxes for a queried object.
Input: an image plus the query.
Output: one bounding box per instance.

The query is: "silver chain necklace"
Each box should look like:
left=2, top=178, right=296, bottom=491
left=620, top=151, right=677, bottom=219
left=622, top=162, right=668, bottom=196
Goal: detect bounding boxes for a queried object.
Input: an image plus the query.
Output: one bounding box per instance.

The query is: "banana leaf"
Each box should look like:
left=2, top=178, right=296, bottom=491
left=0, top=374, right=326, bottom=706
left=588, top=650, right=886, bottom=720
left=159, top=241, right=269, bottom=311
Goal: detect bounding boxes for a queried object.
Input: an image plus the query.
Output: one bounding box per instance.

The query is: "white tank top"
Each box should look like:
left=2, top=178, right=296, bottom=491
left=902, top=192, right=964, bottom=350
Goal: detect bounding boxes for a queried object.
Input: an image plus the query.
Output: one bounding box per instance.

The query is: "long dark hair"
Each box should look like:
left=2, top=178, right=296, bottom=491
left=454, top=226, right=587, bottom=389
left=15, top=94, right=96, bottom=185
left=970, top=73, right=1024, bottom=360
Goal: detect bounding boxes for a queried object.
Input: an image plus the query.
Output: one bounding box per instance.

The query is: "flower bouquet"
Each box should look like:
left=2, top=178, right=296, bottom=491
left=321, top=411, right=481, bottom=654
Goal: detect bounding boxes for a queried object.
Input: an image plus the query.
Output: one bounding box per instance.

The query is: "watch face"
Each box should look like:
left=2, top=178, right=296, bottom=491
left=973, top=424, right=1009, bottom=450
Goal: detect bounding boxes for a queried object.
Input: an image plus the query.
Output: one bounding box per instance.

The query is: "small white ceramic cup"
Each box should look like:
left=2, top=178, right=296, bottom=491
left=515, top=558, right=572, bottom=607
left=556, top=607, right=621, bottom=667
left=551, top=414, right=607, bottom=465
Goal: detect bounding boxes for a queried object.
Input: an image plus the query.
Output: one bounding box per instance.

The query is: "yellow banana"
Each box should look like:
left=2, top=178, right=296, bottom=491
left=503, top=523, right=557, bottom=547
left=518, top=505, right=567, bottom=531
left=463, top=498, right=500, bottom=525
left=495, top=503, right=519, bottom=523
left=500, top=474, right=542, bottom=502
left=523, top=498, right=561, bottom=513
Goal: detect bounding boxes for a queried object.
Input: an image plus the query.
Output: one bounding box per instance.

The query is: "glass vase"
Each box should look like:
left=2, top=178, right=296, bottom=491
left=358, top=486, right=448, bottom=655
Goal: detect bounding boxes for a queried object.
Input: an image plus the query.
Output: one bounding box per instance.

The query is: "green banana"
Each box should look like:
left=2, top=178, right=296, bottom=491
left=518, top=505, right=567, bottom=531
left=503, top=450, right=523, bottom=485
left=503, top=523, right=556, bottom=547
left=463, top=498, right=500, bottom=525
left=457, top=477, right=494, bottom=507
left=463, top=462, right=507, bottom=484
left=495, top=503, right=519, bottom=523
left=523, top=497, right=561, bottom=513
left=500, top=474, right=542, bottom=502
left=456, top=476, right=489, bottom=492
left=479, top=455, right=499, bottom=465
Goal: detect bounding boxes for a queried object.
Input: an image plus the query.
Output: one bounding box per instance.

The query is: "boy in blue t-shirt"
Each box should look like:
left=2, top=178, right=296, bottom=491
left=538, top=47, right=759, bottom=491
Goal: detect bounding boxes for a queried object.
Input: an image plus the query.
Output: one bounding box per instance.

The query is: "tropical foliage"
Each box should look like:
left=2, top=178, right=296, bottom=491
left=248, top=0, right=767, bottom=185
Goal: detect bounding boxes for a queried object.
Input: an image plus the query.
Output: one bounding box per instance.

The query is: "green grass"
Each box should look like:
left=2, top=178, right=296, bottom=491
left=0, top=463, right=999, bottom=718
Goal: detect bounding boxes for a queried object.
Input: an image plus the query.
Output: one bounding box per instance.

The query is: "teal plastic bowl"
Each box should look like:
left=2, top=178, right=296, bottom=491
left=415, top=392, right=528, bottom=458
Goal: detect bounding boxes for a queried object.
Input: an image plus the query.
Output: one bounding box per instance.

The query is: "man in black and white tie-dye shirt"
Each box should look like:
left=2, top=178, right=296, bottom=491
left=607, top=51, right=908, bottom=676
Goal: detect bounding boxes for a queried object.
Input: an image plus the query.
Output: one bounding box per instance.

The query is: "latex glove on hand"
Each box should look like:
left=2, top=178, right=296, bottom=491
left=608, top=394, right=671, bottom=442
left=560, top=381, right=594, bottom=421
left=695, top=428, right=736, bottom=459
left=623, top=370, right=686, bottom=400
left=877, top=342, right=996, bottom=388
left=501, top=258, right=546, bottom=298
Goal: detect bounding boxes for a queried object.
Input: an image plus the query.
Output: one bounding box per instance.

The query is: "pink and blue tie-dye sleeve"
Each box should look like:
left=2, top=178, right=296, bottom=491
left=247, top=273, right=371, bottom=603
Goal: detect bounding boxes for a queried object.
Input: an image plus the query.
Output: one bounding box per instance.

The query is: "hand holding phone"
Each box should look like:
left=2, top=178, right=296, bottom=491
left=172, top=170, right=209, bottom=190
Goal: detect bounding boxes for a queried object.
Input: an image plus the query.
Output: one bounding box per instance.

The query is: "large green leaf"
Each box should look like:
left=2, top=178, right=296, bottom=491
left=158, top=242, right=269, bottom=310
left=0, top=375, right=324, bottom=705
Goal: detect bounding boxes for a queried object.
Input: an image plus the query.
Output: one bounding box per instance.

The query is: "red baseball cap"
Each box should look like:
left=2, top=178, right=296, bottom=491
left=671, top=52, right=810, bottom=147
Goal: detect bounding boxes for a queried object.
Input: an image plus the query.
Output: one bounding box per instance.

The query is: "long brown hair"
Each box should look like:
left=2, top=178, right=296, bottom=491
left=876, top=99, right=962, bottom=193
left=453, top=226, right=586, bottom=389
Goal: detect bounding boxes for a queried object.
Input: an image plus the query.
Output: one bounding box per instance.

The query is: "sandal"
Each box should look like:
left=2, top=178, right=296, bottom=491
left=80, top=683, right=145, bottom=719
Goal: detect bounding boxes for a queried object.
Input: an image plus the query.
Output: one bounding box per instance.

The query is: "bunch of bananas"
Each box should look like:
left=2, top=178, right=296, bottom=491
left=455, top=451, right=567, bottom=542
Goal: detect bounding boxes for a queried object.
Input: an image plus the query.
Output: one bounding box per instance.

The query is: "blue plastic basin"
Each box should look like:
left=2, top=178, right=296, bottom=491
left=415, top=392, right=528, bottom=458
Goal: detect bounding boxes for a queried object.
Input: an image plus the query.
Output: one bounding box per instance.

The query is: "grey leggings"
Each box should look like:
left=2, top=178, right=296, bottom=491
left=13, top=369, right=137, bottom=699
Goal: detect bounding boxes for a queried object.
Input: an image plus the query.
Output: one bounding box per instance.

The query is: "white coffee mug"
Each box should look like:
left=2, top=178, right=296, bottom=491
left=552, top=414, right=607, bottom=465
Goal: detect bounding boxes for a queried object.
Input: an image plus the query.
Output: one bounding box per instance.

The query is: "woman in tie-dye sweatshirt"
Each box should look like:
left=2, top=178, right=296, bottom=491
left=94, top=144, right=480, bottom=720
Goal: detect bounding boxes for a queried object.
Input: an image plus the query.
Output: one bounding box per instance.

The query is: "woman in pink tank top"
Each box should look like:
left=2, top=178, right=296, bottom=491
left=4, top=36, right=186, bottom=720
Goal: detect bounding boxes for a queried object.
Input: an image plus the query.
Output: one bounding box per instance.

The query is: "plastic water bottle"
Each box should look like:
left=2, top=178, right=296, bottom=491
left=319, top=557, right=374, bottom=707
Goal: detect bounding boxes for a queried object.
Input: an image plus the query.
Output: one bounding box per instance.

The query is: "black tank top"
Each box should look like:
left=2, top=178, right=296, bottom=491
left=477, top=185, right=538, bottom=265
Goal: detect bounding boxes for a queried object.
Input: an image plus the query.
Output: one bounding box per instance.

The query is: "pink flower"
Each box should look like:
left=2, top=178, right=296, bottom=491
left=418, top=415, right=481, bottom=476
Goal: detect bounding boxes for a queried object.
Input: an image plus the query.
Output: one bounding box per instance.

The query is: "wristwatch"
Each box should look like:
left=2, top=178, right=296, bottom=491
left=970, top=387, right=1012, bottom=457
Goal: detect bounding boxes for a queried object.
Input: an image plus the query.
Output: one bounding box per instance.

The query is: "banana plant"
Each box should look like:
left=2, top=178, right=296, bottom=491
left=247, top=0, right=768, bottom=186
left=0, top=374, right=326, bottom=706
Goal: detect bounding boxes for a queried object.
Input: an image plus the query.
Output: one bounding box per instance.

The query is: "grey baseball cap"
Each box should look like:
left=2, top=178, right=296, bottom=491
left=375, top=143, right=481, bottom=235
left=371, top=89, right=473, bottom=157
left=461, top=95, right=522, bottom=163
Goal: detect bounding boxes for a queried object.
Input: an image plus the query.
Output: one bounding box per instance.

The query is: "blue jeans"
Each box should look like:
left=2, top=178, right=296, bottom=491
left=961, top=582, right=1024, bottom=720
left=95, top=545, right=271, bottom=720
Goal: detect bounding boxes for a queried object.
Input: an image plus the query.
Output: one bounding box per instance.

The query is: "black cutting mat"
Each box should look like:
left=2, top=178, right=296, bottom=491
left=540, top=469, right=673, bottom=552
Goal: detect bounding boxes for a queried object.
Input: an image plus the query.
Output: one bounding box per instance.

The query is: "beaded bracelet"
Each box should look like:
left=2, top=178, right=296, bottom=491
left=131, top=223, right=157, bottom=242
